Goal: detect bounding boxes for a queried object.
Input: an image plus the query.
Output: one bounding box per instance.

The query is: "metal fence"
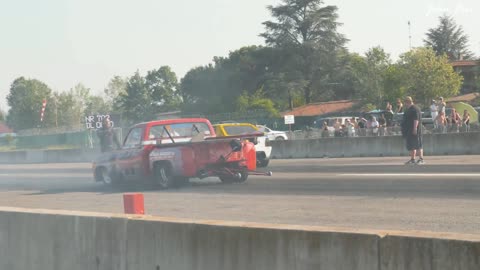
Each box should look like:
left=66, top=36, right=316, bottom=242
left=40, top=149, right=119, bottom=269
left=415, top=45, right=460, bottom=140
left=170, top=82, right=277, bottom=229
left=287, top=123, right=480, bottom=140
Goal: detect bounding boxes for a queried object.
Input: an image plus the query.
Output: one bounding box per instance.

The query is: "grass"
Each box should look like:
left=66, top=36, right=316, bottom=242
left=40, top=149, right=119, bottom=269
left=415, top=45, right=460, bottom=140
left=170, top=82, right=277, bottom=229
left=0, top=144, right=81, bottom=152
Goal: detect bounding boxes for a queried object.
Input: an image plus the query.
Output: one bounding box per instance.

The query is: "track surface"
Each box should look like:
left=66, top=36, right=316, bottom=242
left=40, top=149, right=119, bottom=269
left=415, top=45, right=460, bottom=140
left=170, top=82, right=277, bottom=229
left=0, top=156, right=479, bottom=234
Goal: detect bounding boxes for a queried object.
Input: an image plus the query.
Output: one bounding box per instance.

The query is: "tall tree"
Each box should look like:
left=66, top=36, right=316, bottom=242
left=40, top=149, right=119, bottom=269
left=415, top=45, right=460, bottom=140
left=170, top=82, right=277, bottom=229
left=145, top=66, right=181, bottom=113
left=53, top=83, right=92, bottom=128
left=85, top=95, right=111, bottom=116
left=261, top=0, right=347, bottom=104
left=424, top=14, right=474, bottom=60
left=0, top=109, right=6, bottom=122
left=180, top=46, right=277, bottom=114
left=6, top=77, right=55, bottom=130
left=116, top=71, right=151, bottom=123
left=350, top=47, right=391, bottom=106
left=104, top=76, right=127, bottom=111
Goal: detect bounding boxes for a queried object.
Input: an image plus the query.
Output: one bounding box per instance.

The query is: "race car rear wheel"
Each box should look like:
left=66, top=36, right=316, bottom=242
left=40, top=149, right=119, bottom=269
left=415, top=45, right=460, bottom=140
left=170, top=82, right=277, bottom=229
left=154, top=162, right=175, bottom=189
left=257, top=158, right=270, bottom=168
left=235, top=171, right=248, bottom=183
left=219, top=170, right=248, bottom=183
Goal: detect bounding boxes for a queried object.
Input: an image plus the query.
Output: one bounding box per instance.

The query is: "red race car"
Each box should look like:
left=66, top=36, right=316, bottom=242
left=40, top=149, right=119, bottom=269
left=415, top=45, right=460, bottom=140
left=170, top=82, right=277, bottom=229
left=93, top=118, right=272, bottom=189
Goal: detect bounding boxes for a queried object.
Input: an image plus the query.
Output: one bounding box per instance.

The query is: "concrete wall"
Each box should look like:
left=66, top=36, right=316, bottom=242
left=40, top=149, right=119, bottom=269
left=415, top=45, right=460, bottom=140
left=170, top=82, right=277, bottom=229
left=0, top=207, right=479, bottom=270
left=1, top=132, right=480, bottom=164
left=0, top=149, right=97, bottom=164
left=271, top=132, right=480, bottom=159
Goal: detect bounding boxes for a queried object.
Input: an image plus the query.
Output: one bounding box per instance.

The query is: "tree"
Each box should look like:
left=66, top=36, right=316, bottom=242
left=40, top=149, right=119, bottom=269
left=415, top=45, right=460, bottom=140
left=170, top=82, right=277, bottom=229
left=261, top=0, right=347, bottom=104
left=236, top=88, right=279, bottom=117
left=180, top=46, right=276, bottom=114
left=53, top=83, right=93, bottom=128
left=424, top=14, right=474, bottom=60
left=0, top=109, right=6, bottom=122
left=145, top=66, right=181, bottom=113
left=85, top=95, right=111, bottom=116
left=104, top=76, right=127, bottom=111
left=116, top=71, right=151, bottom=123
left=397, top=47, right=463, bottom=106
left=349, top=47, right=392, bottom=106
left=180, top=64, right=222, bottom=113
left=6, top=77, right=55, bottom=130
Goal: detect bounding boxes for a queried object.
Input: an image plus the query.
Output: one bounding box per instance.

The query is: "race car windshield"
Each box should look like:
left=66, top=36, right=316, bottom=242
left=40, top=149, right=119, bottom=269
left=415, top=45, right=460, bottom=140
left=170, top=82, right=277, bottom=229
left=224, top=125, right=258, bottom=135
left=149, top=123, right=211, bottom=139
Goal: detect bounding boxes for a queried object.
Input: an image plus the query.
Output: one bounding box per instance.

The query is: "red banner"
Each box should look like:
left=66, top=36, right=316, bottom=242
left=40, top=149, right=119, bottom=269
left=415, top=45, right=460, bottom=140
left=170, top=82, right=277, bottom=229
left=40, top=99, right=47, bottom=122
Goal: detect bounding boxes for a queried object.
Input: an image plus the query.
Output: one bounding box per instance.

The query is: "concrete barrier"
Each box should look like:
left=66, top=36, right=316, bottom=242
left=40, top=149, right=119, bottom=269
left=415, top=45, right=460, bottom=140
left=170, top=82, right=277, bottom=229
left=271, top=132, right=480, bottom=159
left=0, top=207, right=478, bottom=270
left=0, top=149, right=98, bottom=164
left=1, top=132, right=480, bottom=164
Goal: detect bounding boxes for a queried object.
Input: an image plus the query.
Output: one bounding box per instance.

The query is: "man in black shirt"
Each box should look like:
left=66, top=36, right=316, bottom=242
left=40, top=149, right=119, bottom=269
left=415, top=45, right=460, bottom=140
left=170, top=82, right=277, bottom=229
left=402, top=96, right=424, bottom=164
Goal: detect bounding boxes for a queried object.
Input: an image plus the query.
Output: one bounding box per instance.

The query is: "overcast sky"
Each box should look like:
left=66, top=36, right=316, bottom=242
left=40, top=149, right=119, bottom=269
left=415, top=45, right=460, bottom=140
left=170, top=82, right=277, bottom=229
left=0, top=0, right=478, bottom=110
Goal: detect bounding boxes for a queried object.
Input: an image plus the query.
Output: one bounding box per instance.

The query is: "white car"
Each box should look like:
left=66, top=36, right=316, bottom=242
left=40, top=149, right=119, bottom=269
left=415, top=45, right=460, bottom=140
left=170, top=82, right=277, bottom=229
left=256, top=125, right=289, bottom=140
left=255, top=135, right=272, bottom=167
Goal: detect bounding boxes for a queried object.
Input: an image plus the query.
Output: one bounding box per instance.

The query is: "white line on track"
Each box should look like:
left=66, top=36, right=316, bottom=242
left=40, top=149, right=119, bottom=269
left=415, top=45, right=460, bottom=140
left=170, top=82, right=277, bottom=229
left=339, top=173, right=480, bottom=177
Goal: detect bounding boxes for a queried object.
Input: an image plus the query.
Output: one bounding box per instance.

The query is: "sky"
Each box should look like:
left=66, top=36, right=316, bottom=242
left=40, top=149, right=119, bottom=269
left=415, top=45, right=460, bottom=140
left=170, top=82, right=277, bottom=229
left=0, top=0, right=478, bottom=110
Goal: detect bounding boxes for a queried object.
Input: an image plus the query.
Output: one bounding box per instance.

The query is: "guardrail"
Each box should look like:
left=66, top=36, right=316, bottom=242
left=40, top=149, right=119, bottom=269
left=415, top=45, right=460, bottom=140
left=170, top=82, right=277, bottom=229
left=287, top=124, right=479, bottom=140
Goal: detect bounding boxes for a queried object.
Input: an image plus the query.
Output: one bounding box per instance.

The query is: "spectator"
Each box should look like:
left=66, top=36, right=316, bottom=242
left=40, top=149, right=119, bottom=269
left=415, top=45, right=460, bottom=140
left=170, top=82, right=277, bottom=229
left=430, top=100, right=438, bottom=129
left=437, top=97, right=446, bottom=114
left=97, top=118, right=121, bottom=153
left=334, top=118, right=342, bottom=137
left=462, top=109, right=471, bottom=132
left=435, top=111, right=447, bottom=133
left=357, top=117, right=367, bottom=136
left=396, top=98, right=404, bottom=114
left=371, top=116, right=379, bottom=136
left=346, top=119, right=355, bottom=137
left=386, top=102, right=393, bottom=112
left=350, top=117, right=358, bottom=135
left=378, top=114, right=386, bottom=136
left=402, top=96, right=424, bottom=164
left=450, top=108, right=461, bottom=132
left=321, top=121, right=330, bottom=137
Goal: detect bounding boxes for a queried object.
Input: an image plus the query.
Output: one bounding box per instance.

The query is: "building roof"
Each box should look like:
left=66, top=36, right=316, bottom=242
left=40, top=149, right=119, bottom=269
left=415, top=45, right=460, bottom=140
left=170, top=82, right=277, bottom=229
left=0, top=122, right=13, bottom=134
left=446, top=92, right=480, bottom=103
left=450, top=60, right=479, bottom=67
left=281, top=100, right=358, bottom=117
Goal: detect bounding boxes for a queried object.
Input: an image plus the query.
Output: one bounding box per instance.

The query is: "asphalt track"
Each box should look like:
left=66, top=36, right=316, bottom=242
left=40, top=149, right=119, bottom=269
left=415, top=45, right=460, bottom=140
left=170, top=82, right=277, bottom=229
left=0, top=156, right=479, bottom=235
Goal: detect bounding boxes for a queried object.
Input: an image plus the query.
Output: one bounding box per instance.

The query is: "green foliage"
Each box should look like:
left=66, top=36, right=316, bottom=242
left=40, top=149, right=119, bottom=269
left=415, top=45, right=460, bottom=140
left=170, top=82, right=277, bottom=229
left=236, top=88, right=279, bottom=117
left=383, top=65, right=408, bottom=104
left=348, top=47, right=391, bottom=106
left=360, top=103, right=377, bottom=112
left=180, top=46, right=276, bottom=114
left=6, top=77, right=55, bottom=130
left=85, top=95, right=111, bottom=115
left=54, top=83, right=92, bottom=128
left=260, top=0, right=347, bottom=104
left=105, top=76, right=127, bottom=112
left=114, top=66, right=181, bottom=123
left=397, top=47, right=463, bottom=106
left=0, top=110, right=5, bottom=122
left=116, top=71, right=151, bottom=123
left=424, top=14, right=474, bottom=60
left=145, top=66, right=182, bottom=112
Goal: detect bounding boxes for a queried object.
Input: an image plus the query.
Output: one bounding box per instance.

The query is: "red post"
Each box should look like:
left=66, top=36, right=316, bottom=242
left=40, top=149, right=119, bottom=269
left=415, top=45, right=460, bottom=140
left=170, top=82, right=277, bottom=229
left=123, top=193, right=145, bottom=214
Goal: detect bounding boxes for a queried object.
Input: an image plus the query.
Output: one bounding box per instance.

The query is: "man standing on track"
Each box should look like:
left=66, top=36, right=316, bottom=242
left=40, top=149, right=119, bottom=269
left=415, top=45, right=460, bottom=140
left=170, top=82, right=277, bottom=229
left=97, top=118, right=121, bottom=153
left=402, top=96, right=424, bottom=164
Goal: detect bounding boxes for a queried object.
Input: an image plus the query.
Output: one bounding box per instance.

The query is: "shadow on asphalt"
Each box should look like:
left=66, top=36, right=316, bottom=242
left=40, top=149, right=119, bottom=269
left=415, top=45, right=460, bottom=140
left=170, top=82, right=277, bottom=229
left=6, top=164, right=480, bottom=199
left=21, top=177, right=480, bottom=200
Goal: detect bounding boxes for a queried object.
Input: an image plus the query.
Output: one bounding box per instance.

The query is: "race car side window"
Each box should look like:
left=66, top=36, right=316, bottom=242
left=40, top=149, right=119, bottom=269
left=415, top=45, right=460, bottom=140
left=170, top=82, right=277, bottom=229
left=124, top=127, right=143, bottom=148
